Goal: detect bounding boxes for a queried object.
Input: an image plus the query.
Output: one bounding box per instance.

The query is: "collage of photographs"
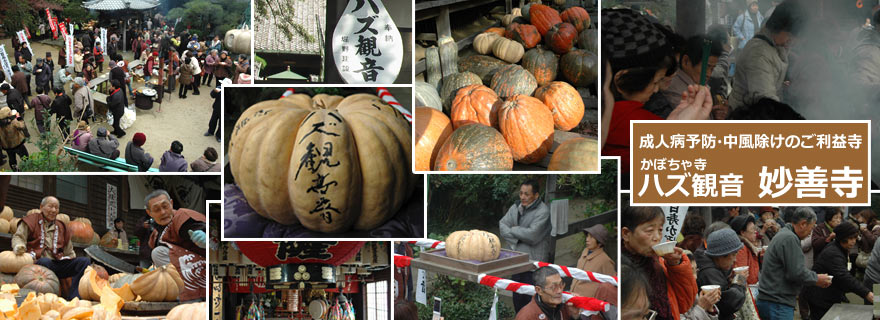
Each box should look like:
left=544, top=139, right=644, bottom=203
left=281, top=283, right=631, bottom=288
left=0, top=0, right=878, bottom=319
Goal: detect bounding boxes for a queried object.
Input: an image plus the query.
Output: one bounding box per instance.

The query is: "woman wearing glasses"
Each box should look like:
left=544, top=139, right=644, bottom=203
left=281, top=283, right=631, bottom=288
left=622, top=206, right=698, bottom=320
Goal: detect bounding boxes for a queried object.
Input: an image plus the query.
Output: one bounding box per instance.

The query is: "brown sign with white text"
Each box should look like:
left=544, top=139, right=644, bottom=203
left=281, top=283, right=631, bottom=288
left=631, top=121, right=869, bottom=204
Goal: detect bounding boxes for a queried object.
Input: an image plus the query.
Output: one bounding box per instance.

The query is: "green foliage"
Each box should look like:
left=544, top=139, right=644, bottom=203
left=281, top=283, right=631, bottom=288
left=2, top=0, right=37, bottom=35
left=416, top=274, right=514, bottom=320
left=165, top=0, right=248, bottom=38
left=311, top=87, right=343, bottom=95
left=428, top=174, right=543, bottom=234
left=17, top=109, right=77, bottom=172
left=555, top=159, right=618, bottom=201
left=63, top=0, right=97, bottom=25
left=255, top=0, right=316, bottom=43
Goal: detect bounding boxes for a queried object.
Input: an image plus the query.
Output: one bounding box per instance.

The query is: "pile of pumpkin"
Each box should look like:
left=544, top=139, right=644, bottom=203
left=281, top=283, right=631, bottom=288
left=0, top=254, right=202, bottom=319
left=415, top=4, right=599, bottom=171
left=0, top=207, right=100, bottom=246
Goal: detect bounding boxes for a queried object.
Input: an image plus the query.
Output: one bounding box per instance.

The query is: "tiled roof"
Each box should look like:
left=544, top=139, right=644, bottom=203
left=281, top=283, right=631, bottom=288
left=254, top=0, right=326, bottom=56
left=82, top=0, right=160, bottom=10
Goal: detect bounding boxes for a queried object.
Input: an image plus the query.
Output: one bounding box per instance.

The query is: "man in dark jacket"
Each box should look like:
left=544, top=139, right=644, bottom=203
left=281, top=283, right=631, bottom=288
left=0, top=83, right=26, bottom=117
left=804, top=221, right=873, bottom=320
left=10, top=66, right=29, bottom=100
left=50, top=87, right=73, bottom=140
left=44, top=52, right=56, bottom=91
left=109, top=61, right=128, bottom=105
left=33, top=58, right=52, bottom=95
left=125, top=132, right=153, bottom=172
left=695, top=228, right=747, bottom=320
left=205, top=83, right=222, bottom=142
left=108, top=80, right=126, bottom=138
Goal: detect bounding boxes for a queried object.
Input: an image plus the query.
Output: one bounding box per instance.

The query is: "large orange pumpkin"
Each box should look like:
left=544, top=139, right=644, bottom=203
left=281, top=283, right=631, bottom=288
left=534, top=82, right=585, bottom=131
left=545, top=22, right=578, bottom=54
left=528, top=4, right=562, bottom=36
left=68, top=221, right=95, bottom=244
left=229, top=93, right=416, bottom=233
left=450, top=84, right=501, bottom=129
left=509, top=23, right=541, bottom=49
left=498, top=95, right=554, bottom=164
left=522, top=47, right=558, bottom=87
left=547, top=137, right=599, bottom=171
left=130, top=264, right=185, bottom=302
left=434, top=124, right=513, bottom=171
left=415, top=107, right=454, bottom=172
left=561, top=7, right=591, bottom=32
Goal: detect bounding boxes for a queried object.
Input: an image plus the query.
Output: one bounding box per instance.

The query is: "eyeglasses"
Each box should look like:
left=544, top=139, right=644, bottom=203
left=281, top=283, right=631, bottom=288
left=645, top=309, right=658, bottom=320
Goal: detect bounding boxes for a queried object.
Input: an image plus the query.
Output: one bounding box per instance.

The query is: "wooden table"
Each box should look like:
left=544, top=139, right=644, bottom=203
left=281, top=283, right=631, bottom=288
left=820, top=303, right=873, bottom=320
left=409, top=256, right=534, bottom=282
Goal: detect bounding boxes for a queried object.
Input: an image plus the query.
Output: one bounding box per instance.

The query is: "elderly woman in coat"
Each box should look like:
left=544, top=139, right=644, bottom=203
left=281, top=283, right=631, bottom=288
left=804, top=221, right=874, bottom=320
left=571, top=225, right=616, bottom=298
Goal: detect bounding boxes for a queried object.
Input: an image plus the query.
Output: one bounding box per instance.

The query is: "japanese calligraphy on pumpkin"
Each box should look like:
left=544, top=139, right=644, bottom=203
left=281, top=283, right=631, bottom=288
left=333, top=0, right=403, bottom=83
left=294, top=111, right=347, bottom=225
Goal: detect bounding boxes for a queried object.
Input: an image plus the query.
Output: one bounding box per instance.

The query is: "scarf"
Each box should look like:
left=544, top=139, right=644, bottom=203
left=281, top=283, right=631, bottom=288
left=38, top=218, right=60, bottom=257
left=535, top=294, right=563, bottom=320
left=624, top=249, right=672, bottom=320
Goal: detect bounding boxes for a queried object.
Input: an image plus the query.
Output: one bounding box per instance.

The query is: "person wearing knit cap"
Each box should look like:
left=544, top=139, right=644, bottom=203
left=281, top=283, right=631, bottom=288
left=757, top=207, right=831, bottom=320
left=87, top=127, right=120, bottom=159
left=0, top=106, right=29, bottom=171
left=125, top=132, right=153, bottom=172
left=804, top=221, right=873, bottom=320
left=729, top=215, right=761, bottom=285
left=571, top=224, right=617, bottom=299
left=601, top=8, right=713, bottom=190
left=729, top=0, right=805, bottom=109
left=694, top=228, right=746, bottom=320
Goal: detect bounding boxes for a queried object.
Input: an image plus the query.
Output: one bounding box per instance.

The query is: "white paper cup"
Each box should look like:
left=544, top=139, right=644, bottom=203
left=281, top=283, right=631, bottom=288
left=733, top=266, right=749, bottom=273
left=860, top=223, right=868, bottom=229
left=701, top=285, right=720, bottom=294
left=652, top=241, right=676, bottom=256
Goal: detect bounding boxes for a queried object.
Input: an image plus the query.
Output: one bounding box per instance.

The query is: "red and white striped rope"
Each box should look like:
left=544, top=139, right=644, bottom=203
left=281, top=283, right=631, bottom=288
left=477, top=274, right=609, bottom=316
left=535, top=262, right=619, bottom=287
left=376, top=87, right=412, bottom=123
left=406, top=239, right=445, bottom=249
left=280, top=88, right=295, bottom=98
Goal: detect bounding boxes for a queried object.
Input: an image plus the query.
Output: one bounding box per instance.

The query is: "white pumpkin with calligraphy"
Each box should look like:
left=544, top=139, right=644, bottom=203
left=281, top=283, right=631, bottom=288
left=228, top=93, right=416, bottom=233
left=332, top=0, right=404, bottom=83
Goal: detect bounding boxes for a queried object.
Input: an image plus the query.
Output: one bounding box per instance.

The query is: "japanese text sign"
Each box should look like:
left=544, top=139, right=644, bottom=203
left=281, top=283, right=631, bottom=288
left=332, top=0, right=403, bottom=83
left=632, top=121, right=870, bottom=205
left=0, top=45, right=13, bottom=81
left=235, top=241, right=364, bottom=267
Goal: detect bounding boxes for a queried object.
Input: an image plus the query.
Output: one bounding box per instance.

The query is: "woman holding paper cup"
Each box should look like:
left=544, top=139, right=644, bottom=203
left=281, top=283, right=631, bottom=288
left=695, top=228, right=747, bottom=320
left=730, top=215, right=761, bottom=285
left=811, top=208, right=843, bottom=257
left=622, top=205, right=698, bottom=320
left=682, top=251, right=721, bottom=320
left=804, top=221, right=874, bottom=320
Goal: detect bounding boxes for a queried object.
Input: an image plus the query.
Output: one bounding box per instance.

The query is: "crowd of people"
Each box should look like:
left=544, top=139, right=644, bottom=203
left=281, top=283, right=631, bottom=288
left=600, top=0, right=880, bottom=188
left=622, top=206, right=880, bottom=320
left=0, top=16, right=234, bottom=171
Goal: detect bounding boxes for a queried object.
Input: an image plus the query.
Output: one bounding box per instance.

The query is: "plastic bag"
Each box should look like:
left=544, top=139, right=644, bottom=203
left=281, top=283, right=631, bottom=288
left=120, top=106, right=136, bottom=130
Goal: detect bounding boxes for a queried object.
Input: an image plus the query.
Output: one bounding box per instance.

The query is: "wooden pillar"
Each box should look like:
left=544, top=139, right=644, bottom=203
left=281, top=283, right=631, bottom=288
left=676, top=0, right=706, bottom=38
left=0, top=176, right=10, bottom=208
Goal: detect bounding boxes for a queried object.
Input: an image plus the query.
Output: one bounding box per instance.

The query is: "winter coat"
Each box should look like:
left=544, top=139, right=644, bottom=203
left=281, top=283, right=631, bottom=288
left=190, top=156, right=220, bottom=172
left=213, top=57, right=232, bottom=78
left=88, top=135, right=120, bottom=159
left=70, top=130, right=91, bottom=152
left=179, top=63, right=194, bottom=85
left=73, top=85, right=93, bottom=118
left=499, top=199, right=552, bottom=262
left=804, top=241, right=871, bottom=315
left=50, top=93, right=73, bottom=125
left=864, top=237, right=880, bottom=287
left=624, top=251, right=698, bottom=320
left=812, top=222, right=835, bottom=258
left=695, top=250, right=746, bottom=320
left=570, top=247, right=616, bottom=298
left=0, top=117, right=27, bottom=149
left=54, top=68, right=72, bottom=89
left=125, top=141, right=153, bottom=172
left=734, top=237, right=761, bottom=285
left=204, top=54, right=216, bottom=74
left=4, top=87, right=25, bottom=116
left=851, top=29, right=880, bottom=86
left=757, top=224, right=819, bottom=307
left=34, top=63, right=51, bottom=87
left=159, top=151, right=187, bottom=172
left=733, top=11, right=764, bottom=49
left=729, top=28, right=788, bottom=109
left=514, top=295, right=572, bottom=320
left=11, top=72, right=29, bottom=97
left=108, top=88, right=125, bottom=116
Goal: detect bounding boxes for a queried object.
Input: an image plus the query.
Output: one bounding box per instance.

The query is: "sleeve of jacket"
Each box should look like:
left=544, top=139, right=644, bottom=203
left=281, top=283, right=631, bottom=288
left=741, top=50, right=783, bottom=102
left=811, top=226, right=828, bottom=254
left=732, top=15, right=744, bottom=38
left=782, top=234, right=818, bottom=284
left=666, top=254, right=698, bottom=316
left=509, top=205, right=550, bottom=245
left=824, top=245, right=870, bottom=298
left=700, top=267, right=745, bottom=317
left=498, top=205, right=518, bottom=249
left=11, top=221, right=28, bottom=251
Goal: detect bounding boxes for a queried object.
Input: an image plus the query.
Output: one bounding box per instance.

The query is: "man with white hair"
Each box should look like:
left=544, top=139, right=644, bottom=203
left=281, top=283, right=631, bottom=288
left=144, top=189, right=207, bottom=302
left=12, top=196, right=91, bottom=300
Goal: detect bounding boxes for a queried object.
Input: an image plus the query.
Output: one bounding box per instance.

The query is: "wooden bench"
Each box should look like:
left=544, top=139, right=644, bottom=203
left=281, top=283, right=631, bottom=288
left=63, top=147, right=159, bottom=172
